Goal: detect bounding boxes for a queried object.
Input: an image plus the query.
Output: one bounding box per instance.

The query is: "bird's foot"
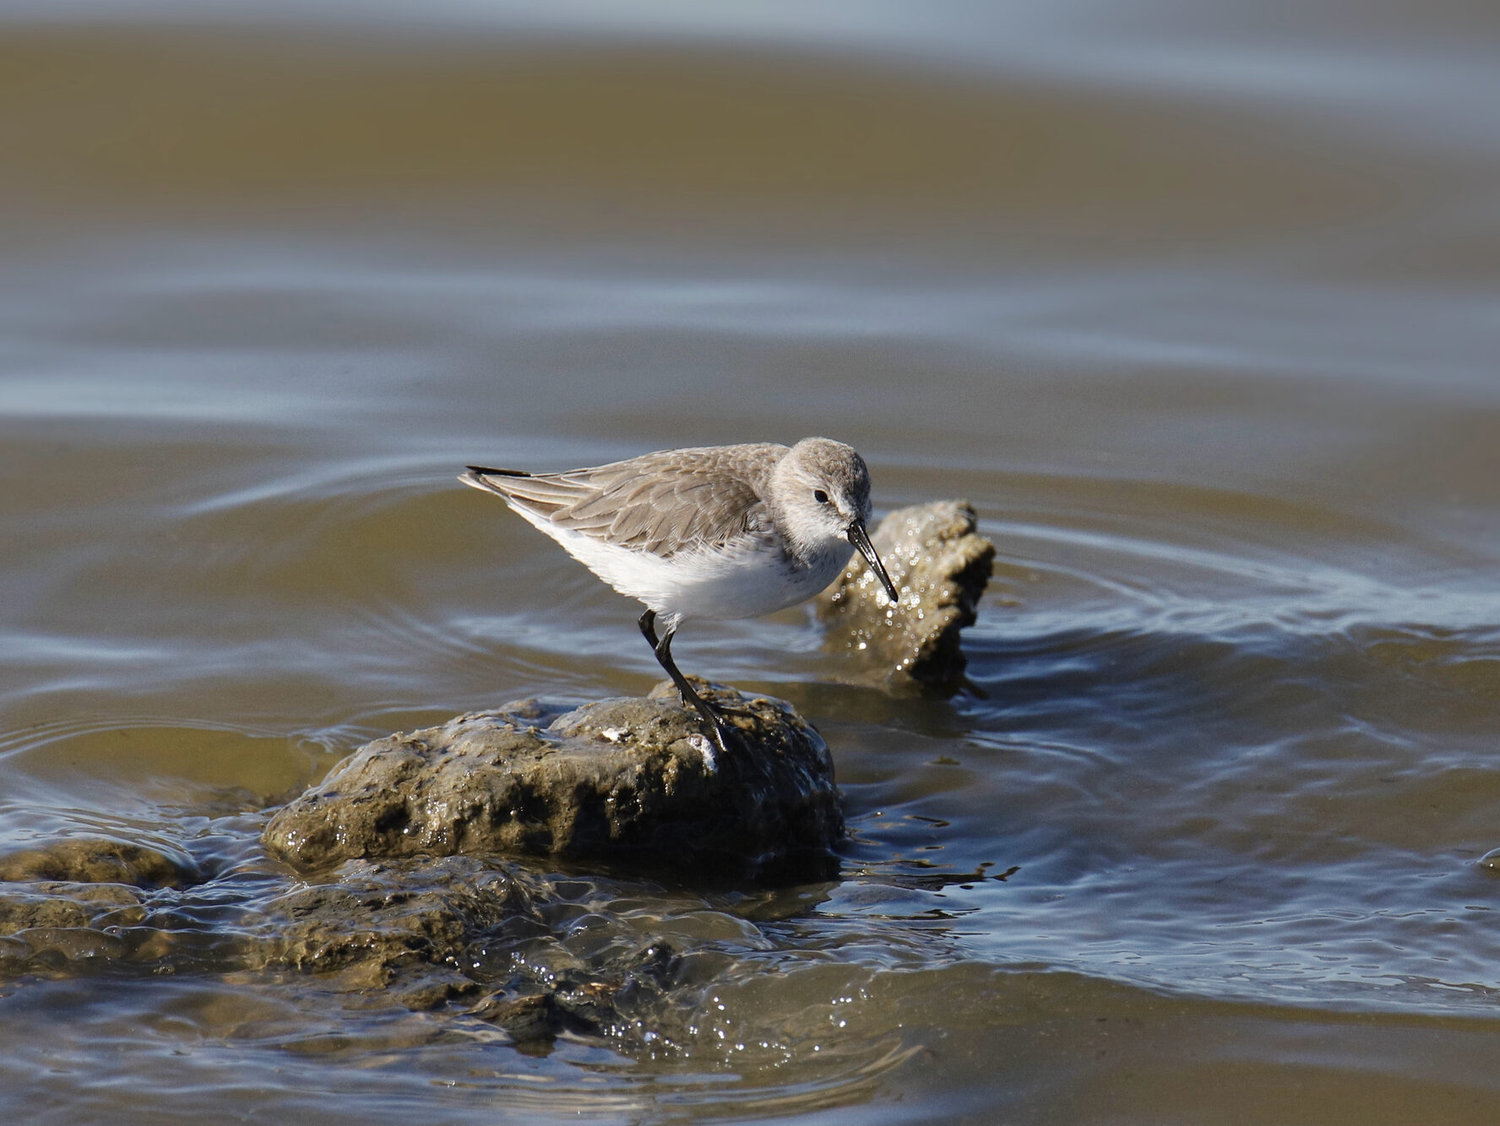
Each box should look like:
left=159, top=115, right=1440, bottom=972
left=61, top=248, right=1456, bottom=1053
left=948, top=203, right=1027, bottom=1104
left=702, top=715, right=733, bottom=758
left=680, top=694, right=742, bottom=757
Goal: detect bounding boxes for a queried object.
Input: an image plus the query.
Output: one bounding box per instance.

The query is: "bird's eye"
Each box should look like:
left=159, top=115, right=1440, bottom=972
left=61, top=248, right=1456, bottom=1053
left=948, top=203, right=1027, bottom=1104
left=813, top=489, right=829, bottom=504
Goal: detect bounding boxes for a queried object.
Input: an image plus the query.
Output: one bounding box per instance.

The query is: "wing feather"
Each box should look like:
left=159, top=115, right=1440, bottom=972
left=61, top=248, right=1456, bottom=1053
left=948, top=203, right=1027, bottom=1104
left=464, top=444, right=785, bottom=558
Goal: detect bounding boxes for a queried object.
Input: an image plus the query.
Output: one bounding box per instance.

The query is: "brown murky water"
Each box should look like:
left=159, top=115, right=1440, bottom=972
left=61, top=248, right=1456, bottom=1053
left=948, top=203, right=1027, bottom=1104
left=3, top=2, right=1500, bottom=1122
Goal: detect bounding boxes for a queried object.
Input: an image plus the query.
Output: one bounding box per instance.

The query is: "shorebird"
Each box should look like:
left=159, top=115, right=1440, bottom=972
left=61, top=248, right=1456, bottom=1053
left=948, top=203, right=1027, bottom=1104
left=461, top=437, right=898, bottom=751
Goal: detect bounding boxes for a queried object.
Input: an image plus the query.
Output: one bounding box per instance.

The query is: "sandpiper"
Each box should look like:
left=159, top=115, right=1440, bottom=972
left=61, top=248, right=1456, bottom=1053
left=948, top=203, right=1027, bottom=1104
left=461, top=437, right=899, bottom=752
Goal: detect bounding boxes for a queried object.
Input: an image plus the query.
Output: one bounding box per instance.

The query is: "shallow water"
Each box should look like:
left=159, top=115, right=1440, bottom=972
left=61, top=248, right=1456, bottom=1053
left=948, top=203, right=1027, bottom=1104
left=3, top=1, right=1500, bottom=1122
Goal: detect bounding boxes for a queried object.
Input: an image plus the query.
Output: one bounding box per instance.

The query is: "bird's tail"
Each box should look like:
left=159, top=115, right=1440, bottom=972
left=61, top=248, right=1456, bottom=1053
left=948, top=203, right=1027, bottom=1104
left=459, top=465, right=530, bottom=497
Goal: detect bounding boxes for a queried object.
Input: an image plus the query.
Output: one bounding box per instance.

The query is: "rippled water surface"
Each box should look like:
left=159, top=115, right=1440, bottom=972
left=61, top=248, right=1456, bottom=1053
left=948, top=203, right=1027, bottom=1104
left=3, top=2, right=1500, bottom=1122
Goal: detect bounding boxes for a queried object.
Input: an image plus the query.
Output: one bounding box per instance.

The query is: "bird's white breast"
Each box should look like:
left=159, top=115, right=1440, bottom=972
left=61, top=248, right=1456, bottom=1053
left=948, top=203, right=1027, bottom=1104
left=507, top=503, right=853, bottom=629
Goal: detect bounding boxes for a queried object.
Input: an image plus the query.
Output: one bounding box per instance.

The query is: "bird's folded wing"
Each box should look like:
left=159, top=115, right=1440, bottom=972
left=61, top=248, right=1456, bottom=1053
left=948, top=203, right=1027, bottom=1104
left=475, top=462, right=771, bottom=558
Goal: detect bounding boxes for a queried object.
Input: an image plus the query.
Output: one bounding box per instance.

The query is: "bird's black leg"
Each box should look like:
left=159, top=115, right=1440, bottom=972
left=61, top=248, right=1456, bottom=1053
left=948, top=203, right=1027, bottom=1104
left=638, top=608, right=733, bottom=753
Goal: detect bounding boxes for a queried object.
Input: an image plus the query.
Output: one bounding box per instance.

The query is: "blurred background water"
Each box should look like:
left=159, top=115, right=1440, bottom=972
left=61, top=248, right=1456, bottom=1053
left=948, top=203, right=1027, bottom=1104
left=2, top=1, right=1499, bottom=1122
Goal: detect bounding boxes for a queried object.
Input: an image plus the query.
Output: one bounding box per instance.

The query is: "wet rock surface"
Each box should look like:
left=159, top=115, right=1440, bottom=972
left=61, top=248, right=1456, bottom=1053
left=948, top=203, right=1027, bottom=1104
left=246, top=856, right=533, bottom=1009
left=0, top=881, right=152, bottom=972
left=0, top=845, right=698, bottom=1051
left=0, top=838, right=194, bottom=974
left=0, top=837, right=201, bottom=888
left=263, top=680, right=842, bottom=881
left=238, top=856, right=717, bottom=1050
left=818, top=499, right=995, bottom=694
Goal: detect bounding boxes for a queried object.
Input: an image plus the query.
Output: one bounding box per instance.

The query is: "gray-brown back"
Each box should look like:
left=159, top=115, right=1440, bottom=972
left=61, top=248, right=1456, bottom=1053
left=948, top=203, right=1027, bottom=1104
left=474, top=443, right=789, bottom=558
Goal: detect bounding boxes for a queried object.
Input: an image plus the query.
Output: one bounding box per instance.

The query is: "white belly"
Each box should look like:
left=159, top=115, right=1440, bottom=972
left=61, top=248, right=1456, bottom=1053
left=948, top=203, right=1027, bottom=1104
left=509, top=505, right=853, bottom=628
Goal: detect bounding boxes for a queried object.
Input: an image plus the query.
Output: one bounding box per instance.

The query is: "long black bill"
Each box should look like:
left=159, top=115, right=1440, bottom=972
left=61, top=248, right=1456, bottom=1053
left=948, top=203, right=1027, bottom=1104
left=847, top=520, right=899, bottom=603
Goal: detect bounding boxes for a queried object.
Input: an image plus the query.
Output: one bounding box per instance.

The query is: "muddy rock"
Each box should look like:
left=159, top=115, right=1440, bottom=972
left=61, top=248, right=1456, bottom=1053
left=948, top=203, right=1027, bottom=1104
left=262, top=680, right=842, bottom=880
left=0, top=838, right=202, bottom=973
left=0, top=878, right=165, bottom=975
left=465, top=938, right=681, bottom=1049
left=817, top=499, right=994, bottom=693
left=242, top=855, right=682, bottom=1044
left=244, top=856, right=538, bottom=1007
left=0, top=845, right=673, bottom=1049
left=0, top=882, right=148, bottom=932
left=0, top=837, right=202, bottom=888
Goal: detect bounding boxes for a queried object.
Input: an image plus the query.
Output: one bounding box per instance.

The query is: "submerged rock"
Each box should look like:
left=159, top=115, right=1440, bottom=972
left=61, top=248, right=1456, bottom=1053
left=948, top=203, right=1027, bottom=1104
left=245, top=856, right=536, bottom=1008
left=263, top=679, right=842, bottom=880
left=0, top=838, right=199, bottom=974
left=0, top=843, right=675, bottom=1051
left=0, top=837, right=201, bottom=889
left=0, top=880, right=151, bottom=965
left=242, top=855, right=689, bottom=1048
left=817, top=499, right=994, bottom=694
left=0, top=881, right=148, bottom=930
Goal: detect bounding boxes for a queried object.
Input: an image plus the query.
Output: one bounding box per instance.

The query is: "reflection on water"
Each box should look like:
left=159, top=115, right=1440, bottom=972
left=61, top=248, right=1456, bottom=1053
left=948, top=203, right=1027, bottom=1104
left=3, top=0, right=1500, bottom=1122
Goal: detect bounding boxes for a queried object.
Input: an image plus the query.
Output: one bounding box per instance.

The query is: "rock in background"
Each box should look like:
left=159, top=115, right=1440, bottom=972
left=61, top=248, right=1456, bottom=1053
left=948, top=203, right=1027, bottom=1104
left=817, top=499, right=995, bottom=695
